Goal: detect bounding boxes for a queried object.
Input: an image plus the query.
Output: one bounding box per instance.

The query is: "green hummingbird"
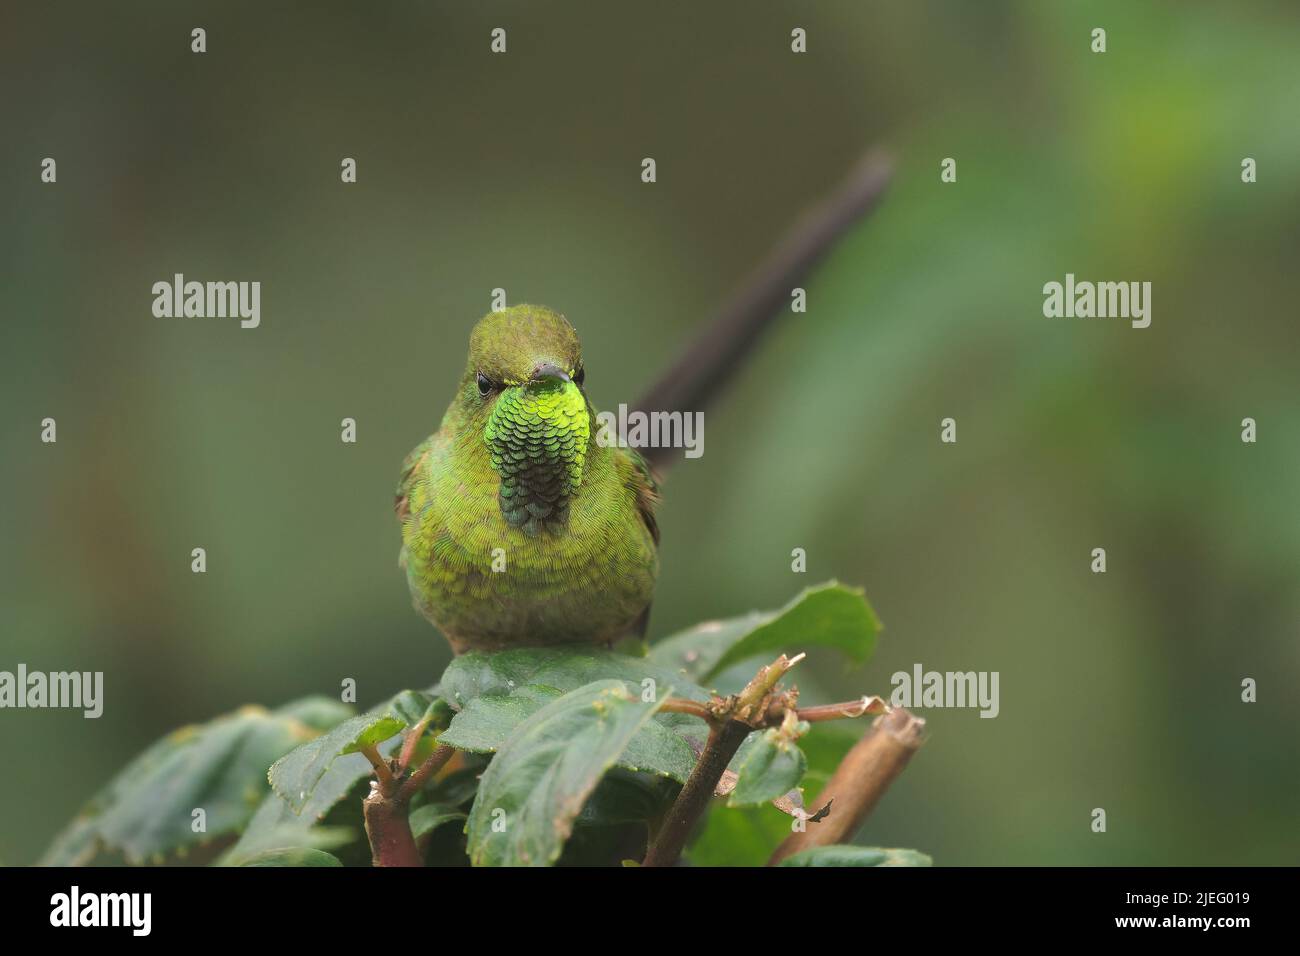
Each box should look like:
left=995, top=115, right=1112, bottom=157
left=395, top=154, right=892, bottom=654
left=396, top=305, right=660, bottom=653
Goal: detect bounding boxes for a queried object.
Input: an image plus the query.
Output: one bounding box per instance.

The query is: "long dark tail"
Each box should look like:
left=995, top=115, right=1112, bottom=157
left=634, top=149, right=893, bottom=471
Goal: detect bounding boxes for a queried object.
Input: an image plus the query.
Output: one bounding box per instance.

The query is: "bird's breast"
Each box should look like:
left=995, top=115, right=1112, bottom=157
left=484, top=384, right=590, bottom=535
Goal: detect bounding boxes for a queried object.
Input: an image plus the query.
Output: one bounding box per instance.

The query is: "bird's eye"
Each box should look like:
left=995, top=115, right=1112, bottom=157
left=574, top=365, right=585, bottom=386
left=476, top=372, right=493, bottom=397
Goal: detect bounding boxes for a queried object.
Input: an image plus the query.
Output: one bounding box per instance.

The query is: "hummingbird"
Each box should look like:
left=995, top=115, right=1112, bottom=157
left=396, top=305, right=660, bottom=653
left=395, top=153, right=891, bottom=654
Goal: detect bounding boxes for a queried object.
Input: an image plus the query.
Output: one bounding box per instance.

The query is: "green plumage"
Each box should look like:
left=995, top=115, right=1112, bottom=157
left=396, top=306, right=659, bottom=652
left=485, top=373, right=589, bottom=534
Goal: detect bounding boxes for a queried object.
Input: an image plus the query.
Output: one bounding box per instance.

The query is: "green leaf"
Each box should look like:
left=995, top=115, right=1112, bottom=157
left=441, top=683, right=696, bottom=783
left=465, top=679, right=667, bottom=866
left=238, top=847, right=343, bottom=867
left=441, top=646, right=712, bottom=705
left=649, top=581, right=881, bottom=681
left=231, top=689, right=454, bottom=866
left=577, top=767, right=680, bottom=827
left=274, top=697, right=356, bottom=733
left=388, top=689, right=452, bottom=728
left=727, top=728, right=808, bottom=807
left=438, top=685, right=562, bottom=753
left=338, top=716, right=406, bottom=756
left=268, top=688, right=447, bottom=814
left=421, top=762, right=488, bottom=810
left=41, top=696, right=352, bottom=866
left=778, top=845, right=933, bottom=867
left=655, top=710, right=711, bottom=755
left=409, top=805, right=468, bottom=841
left=269, top=715, right=392, bottom=813
left=619, top=719, right=697, bottom=785
left=219, top=764, right=366, bottom=866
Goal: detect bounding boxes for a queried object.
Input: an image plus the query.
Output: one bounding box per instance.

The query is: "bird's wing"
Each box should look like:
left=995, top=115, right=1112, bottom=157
left=395, top=433, right=438, bottom=522
left=620, top=447, right=661, bottom=546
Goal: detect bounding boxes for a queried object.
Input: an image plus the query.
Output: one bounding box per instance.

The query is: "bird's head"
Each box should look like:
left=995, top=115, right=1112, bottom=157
left=458, top=305, right=592, bottom=532
left=464, top=304, right=586, bottom=399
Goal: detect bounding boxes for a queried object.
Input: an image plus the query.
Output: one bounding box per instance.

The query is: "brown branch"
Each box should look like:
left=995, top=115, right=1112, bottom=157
left=363, top=785, right=423, bottom=868
left=397, top=743, right=455, bottom=803
left=642, top=653, right=806, bottom=867
left=396, top=715, right=434, bottom=774
left=362, top=743, right=455, bottom=867
left=663, top=689, right=890, bottom=731
left=767, top=707, right=926, bottom=865
left=735, top=653, right=803, bottom=718
left=794, top=695, right=889, bottom=723
left=641, top=718, right=751, bottom=867
left=645, top=654, right=905, bottom=866
left=634, top=149, right=893, bottom=470
left=656, top=697, right=716, bottom=723
left=359, top=742, right=396, bottom=794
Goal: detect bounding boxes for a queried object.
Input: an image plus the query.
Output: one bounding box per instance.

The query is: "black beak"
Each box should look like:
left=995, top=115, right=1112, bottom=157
left=530, top=363, right=571, bottom=384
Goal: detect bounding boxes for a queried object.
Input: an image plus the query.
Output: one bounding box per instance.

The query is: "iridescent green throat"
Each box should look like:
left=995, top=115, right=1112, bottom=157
left=483, top=379, right=590, bottom=535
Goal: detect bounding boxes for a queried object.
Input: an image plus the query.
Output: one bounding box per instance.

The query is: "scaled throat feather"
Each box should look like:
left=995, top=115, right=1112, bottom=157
left=483, top=380, right=590, bottom=535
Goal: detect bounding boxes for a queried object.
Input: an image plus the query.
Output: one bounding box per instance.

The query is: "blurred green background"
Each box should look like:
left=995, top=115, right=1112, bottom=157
left=2, top=1, right=1298, bottom=865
